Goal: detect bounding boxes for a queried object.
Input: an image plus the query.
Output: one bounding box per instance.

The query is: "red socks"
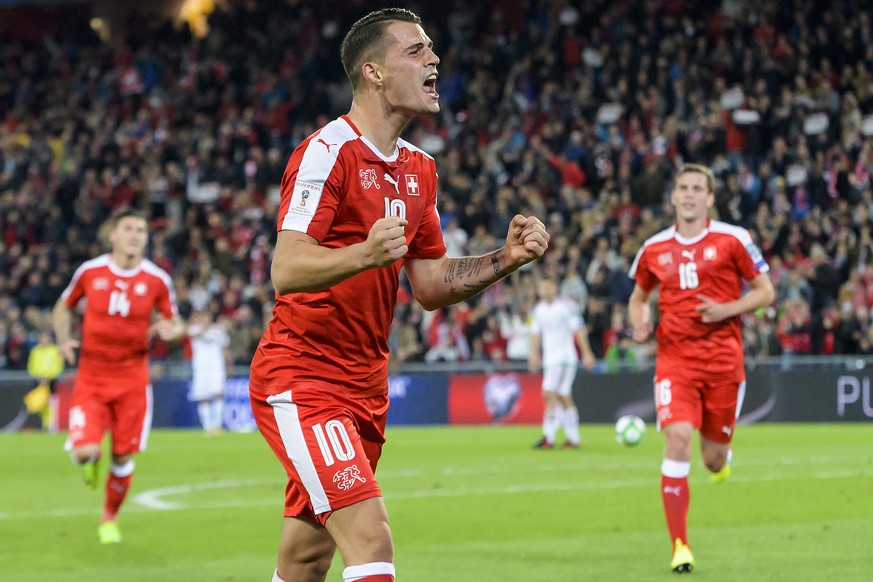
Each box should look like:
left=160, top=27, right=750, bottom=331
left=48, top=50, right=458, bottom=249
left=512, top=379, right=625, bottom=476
left=661, top=474, right=690, bottom=545
left=100, top=461, right=135, bottom=523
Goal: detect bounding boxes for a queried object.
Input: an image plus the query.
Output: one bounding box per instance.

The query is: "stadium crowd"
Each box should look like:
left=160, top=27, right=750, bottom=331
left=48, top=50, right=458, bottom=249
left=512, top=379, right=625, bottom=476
left=2, top=0, right=873, bottom=374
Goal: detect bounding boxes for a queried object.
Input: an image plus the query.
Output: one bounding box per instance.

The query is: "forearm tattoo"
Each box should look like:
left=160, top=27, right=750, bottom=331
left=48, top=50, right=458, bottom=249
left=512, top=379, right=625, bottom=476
left=445, top=253, right=504, bottom=298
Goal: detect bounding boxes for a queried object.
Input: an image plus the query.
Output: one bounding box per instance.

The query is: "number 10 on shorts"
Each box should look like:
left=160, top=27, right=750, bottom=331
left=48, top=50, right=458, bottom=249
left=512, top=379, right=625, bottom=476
left=312, top=420, right=356, bottom=466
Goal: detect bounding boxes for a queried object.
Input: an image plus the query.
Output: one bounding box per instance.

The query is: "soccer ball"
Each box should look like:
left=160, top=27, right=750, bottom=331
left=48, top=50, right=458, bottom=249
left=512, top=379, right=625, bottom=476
left=615, top=415, right=646, bottom=447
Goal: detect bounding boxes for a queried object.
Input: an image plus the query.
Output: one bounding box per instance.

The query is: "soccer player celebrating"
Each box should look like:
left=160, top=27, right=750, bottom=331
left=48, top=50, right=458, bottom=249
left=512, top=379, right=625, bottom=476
left=52, top=209, right=185, bottom=544
left=529, top=277, right=596, bottom=449
left=248, top=8, right=549, bottom=582
left=628, top=163, right=775, bottom=573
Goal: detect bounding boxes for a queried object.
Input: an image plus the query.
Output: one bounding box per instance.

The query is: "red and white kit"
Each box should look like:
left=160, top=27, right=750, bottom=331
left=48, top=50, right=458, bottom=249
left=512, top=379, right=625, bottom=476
left=250, top=115, right=446, bottom=522
left=629, top=219, right=769, bottom=441
left=62, top=255, right=178, bottom=454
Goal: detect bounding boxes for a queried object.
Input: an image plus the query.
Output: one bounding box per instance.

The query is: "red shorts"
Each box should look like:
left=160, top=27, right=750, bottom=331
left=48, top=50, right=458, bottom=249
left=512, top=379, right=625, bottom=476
left=653, top=363, right=745, bottom=443
left=67, top=374, right=153, bottom=455
left=250, top=386, right=388, bottom=525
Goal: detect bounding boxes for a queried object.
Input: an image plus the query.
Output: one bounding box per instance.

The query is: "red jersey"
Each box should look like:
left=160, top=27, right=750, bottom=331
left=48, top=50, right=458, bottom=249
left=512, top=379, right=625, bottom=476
left=251, top=116, right=447, bottom=398
left=62, top=254, right=178, bottom=379
left=629, top=219, right=768, bottom=377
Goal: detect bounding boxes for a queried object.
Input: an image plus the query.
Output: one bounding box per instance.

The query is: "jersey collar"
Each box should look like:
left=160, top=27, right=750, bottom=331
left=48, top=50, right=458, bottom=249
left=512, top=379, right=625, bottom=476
left=107, top=255, right=143, bottom=277
left=673, top=219, right=710, bottom=245
left=341, top=115, right=400, bottom=163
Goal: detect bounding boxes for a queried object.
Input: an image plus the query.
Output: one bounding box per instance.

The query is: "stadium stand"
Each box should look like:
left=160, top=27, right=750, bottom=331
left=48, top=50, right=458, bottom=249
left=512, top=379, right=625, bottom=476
left=2, top=0, right=873, bottom=373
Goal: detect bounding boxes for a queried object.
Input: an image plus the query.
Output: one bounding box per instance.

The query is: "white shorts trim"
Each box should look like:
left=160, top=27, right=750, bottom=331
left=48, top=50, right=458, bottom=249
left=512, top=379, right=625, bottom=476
left=266, top=391, right=331, bottom=514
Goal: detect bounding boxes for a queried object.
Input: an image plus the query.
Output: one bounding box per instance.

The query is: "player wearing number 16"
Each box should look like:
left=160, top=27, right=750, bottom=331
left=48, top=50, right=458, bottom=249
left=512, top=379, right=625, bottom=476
left=52, top=209, right=185, bottom=544
left=248, top=8, right=550, bottom=582
left=627, top=164, right=774, bottom=573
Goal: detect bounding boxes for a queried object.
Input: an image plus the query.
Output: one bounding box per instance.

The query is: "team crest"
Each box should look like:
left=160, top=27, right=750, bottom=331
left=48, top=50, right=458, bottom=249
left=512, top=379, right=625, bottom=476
left=333, top=465, right=366, bottom=491
left=93, top=277, right=109, bottom=290
left=359, top=168, right=380, bottom=190
left=405, top=174, right=420, bottom=196
left=133, top=282, right=148, bottom=296
left=658, top=252, right=673, bottom=266
left=703, top=246, right=717, bottom=260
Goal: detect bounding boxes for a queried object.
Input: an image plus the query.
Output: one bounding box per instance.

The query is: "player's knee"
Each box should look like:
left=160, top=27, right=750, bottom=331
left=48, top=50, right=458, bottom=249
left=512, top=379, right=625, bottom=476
left=112, top=452, right=132, bottom=465
left=703, top=452, right=727, bottom=473
left=71, top=444, right=101, bottom=464
left=281, top=541, right=334, bottom=581
left=664, top=431, right=693, bottom=458
left=354, top=521, right=394, bottom=562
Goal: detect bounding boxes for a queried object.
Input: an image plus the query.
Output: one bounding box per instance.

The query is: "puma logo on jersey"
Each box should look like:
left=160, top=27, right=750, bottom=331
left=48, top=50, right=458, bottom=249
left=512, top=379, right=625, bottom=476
left=383, top=173, right=399, bottom=193
left=317, top=138, right=336, bottom=153
left=681, top=250, right=696, bottom=261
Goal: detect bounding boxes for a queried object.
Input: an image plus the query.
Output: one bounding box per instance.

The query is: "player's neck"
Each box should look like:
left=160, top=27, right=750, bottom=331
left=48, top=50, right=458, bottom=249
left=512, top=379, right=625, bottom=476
left=675, top=216, right=708, bottom=239
left=347, top=101, right=408, bottom=157
left=110, top=252, right=142, bottom=271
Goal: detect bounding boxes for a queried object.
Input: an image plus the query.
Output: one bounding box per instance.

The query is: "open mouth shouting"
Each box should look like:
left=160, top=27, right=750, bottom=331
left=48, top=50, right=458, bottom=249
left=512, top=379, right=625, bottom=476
left=423, top=72, right=439, bottom=99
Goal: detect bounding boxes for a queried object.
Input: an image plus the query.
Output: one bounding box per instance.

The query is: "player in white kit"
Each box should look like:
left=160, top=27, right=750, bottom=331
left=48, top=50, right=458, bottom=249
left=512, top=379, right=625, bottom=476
left=187, top=309, right=231, bottom=434
left=529, top=277, right=596, bottom=449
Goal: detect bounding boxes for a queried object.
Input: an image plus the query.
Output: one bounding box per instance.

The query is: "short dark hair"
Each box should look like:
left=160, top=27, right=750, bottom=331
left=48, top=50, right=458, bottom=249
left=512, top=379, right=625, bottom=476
left=340, top=7, right=421, bottom=92
left=111, top=209, right=147, bottom=227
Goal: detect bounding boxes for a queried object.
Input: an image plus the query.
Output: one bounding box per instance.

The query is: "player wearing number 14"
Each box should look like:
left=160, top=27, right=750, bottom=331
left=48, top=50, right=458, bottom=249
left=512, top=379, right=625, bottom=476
left=52, top=209, right=185, bottom=544
left=627, top=164, right=774, bottom=573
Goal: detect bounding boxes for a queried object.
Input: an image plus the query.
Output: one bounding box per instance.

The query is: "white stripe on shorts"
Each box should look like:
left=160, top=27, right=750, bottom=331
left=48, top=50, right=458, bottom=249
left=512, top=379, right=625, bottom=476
left=266, top=391, right=331, bottom=514
left=139, top=384, right=153, bottom=451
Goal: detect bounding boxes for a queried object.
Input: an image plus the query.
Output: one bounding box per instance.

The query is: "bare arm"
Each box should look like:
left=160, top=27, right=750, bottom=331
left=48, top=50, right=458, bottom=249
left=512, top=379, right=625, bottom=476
left=52, top=298, right=80, bottom=365
left=270, top=217, right=408, bottom=295
left=575, top=326, right=596, bottom=370
left=149, top=315, right=187, bottom=342
left=695, top=272, right=776, bottom=323
left=404, top=214, right=549, bottom=311
left=529, top=333, right=542, bottom=372
left=628, top=284, right=654, bottom=343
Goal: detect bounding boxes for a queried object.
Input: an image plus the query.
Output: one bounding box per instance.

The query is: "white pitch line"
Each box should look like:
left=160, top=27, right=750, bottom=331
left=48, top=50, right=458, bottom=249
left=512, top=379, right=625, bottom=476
left=131, top=478, right=270, bottom=510
left=1, top=468, right=870, bottom=521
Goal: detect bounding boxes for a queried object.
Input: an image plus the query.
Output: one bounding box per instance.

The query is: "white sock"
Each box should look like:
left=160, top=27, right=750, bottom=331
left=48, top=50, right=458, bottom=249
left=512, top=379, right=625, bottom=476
left=561, top=406, right=580, bottom=444
left=343, top=562, right=395, bottom=581
left=661, top=458, right=691, bottom=478
left=543, top=410, right=559, bottom=443
left=210, top=398, right=224, bottom=431
left=197, top=402, right=211, bottom=430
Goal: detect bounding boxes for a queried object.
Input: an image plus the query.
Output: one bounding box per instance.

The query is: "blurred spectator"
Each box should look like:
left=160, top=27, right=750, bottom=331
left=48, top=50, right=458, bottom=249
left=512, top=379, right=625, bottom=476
left=3, top=0, right=873, bottom=370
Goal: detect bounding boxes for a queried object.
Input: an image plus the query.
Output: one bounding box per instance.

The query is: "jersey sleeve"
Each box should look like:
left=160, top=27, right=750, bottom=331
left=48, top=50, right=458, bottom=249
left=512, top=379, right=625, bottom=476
left=565, top=299, right=584, bottom=330
left=155, top=275, right=178, bottom=319
left=61, top=265, right=88, bottom=308
left=630, top=246, right=658, bottom=292
left=734, top=231, right=769, bottom=281
left=277, top=138, right=343, bottom=242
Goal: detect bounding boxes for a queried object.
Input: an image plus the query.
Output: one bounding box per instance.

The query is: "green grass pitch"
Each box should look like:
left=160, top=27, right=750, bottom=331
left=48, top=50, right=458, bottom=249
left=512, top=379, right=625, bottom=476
left=1, top=423, right=872, bottom=581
